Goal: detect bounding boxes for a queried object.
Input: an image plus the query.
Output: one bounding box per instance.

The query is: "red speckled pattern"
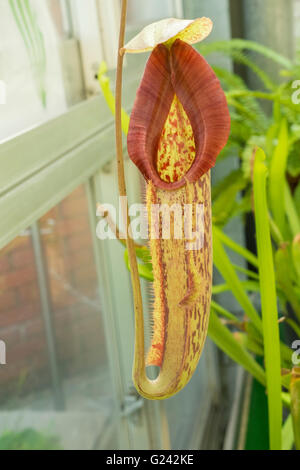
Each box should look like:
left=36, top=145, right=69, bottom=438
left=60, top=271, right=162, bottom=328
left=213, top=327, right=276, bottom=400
left=157, top=95, right=196, bottom=183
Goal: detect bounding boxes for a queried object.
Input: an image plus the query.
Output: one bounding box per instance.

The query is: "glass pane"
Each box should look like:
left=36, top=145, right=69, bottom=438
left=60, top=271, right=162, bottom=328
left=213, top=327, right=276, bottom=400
left=0, top=0, right=121, bottom=141
left=0, top=1, right=66, bottom=140
left=0, top=231, right=50, bottom=405
left=0, top=186, right=117, bottom=450
left=295, top=0, right=300, bottom=40
left=127, top=0, right=172, bottom=26
left=0, top=0, right=88, bottom=141
left=164, top=347, right=214, bottom=450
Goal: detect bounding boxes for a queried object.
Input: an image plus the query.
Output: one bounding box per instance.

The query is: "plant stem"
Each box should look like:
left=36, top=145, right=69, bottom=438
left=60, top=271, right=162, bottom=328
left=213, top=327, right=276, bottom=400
left=115, top=0, right=145, bottom=364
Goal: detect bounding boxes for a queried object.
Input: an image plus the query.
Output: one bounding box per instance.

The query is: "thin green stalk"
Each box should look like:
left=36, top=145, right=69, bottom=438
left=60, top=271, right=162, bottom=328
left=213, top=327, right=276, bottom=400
left=253, top=147, right=282, bottom=450
left=114, top=0, right=146, bottom=378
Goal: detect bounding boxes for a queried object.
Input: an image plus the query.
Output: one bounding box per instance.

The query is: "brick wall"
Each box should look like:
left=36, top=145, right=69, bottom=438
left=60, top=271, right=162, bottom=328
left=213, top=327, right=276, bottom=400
left=0, top=185, right=106, bottom=404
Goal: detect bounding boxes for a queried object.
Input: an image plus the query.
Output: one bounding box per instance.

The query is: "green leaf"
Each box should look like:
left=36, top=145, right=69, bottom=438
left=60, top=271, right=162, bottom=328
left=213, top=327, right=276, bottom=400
left=286, top=317, right=300, bottom=338
left=212, top=170, right=243, bottom=201
left=0, top=429, right=61, bottom=450
left=213, top=225, right=259, bottom=268
left=241, top=136, right=266, bottom=180
left=212, top=280, right=260, bottom=295
left=198, top=40, right=288, bottom=90
left=253, top=147, right=283, bottom=450
left=9, top=0, right=47, bottom=106
left=268, top=214, right=284, bottom=245
left=199, top=39, right=292, bottom=69
left=291, top=370, right=300, bottom=450
left=212, top=172, right=247, bottom=225
left=235, top=332, right=265, bottom=356
left=227, top=97, right=261, bottom=124
left=97, top=61, right=130, bottom=135
left=275, top=244, right=300, bottom=322
left=287, top=141, right=300, bottom=178
left=281, top=414, right=294, bottom=450
left=231, top=263, right=259, bottom=280
left=124, top=248, right=153, bottom=282
left=210, top=300, right=241, bottom=324
left=285, top=182, right=300, bottom=238
left=269, top=119, right=289, bottom=236
left=213, top=228, right=262, bottom=333
left=275, top=245, right=295, bottom=287
left=208, top=310, right=266, bottom=386
left=213, top=66, right=267, bottom=131
left=292, top=235, right=300, bottom=284
left=295, top=183, right=300, bottom=217
left=265, top=122, right=279, bottom=161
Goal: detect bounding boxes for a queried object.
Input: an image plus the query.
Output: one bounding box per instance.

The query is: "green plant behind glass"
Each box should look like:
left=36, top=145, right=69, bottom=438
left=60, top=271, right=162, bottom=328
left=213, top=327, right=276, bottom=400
left=9, top=0, right=47, bottom=107
left=0, top=429, right=62, bottom=450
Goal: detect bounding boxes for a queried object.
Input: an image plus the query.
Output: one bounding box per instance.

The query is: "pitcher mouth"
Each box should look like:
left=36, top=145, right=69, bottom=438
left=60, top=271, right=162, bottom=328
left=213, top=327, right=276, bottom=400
left=127, top=39, right=231, bottom=190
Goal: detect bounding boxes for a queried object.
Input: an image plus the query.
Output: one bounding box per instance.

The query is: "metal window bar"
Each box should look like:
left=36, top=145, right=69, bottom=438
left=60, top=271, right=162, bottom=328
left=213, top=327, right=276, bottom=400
left=31, top=221, right=65, bottom=411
